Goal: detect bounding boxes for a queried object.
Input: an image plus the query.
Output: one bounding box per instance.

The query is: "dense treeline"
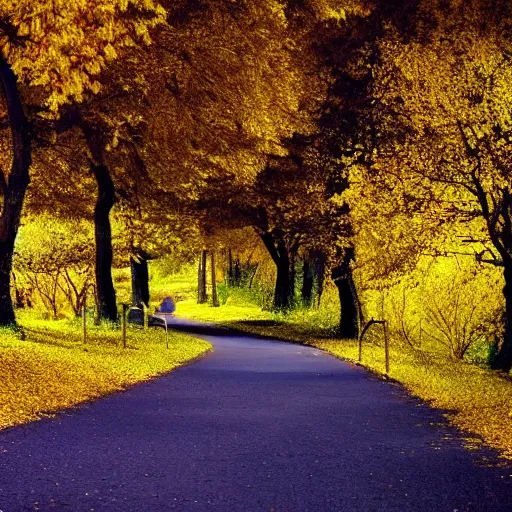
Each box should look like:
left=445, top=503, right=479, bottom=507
left=1, top=0, right=512, bottom=372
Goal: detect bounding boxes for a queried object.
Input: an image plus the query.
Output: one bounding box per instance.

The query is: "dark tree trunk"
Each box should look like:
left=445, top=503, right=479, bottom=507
left=0, top=57, right=32, bottom=326
left=197, top=250, right=208, bottom=303
left=0, top=250, right=14, bottom=323
left=234, top=257, right=241, bottom=287
left=227, top=248, right=234, bottom=286
left=92, top=164, right=117, bottom=321
left=260, top=233, right=294, bottom=310
left=211, top=251, right=220, bottom=307
left=334, top=274, right=358, bottom=339
left=492, top=261, right=512, bottom=372
left=80, top=117, right=117, bottom=322
left=197, top=253, right=202, bottom=298
left=130, top=254, right=150, bottom=307
left=302, top=258, right=314, bottom=307
left=332, top=248, right=360, bottom=339
left=274, top=255, right=292, bottom=309
left=290, top=248, right=297, bottom=302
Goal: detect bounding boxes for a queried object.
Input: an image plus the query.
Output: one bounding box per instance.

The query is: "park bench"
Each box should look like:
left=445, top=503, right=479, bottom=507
left=127, top=306, right=167, bottom=328
left=127, top=297, right=175, bottom=329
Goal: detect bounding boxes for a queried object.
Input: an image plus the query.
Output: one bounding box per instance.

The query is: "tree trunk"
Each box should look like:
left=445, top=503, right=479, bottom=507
left=274, top=257, right=292, bottom=309
left=492, top=262, right=512, bottom=372
left=130, top=254, right=150, bottom=307
left=334, top=273, right=359, bottom=339
left=234, top=257, right=241, bottom=287
left=79, top=117, right=117, bottom=322
left=92, top=163, right=117, bottom=321
left=302, top=258, right=314, bottom=307
left=211, top=251, right=220, bottom=307
left=290, top=247, right=297, bottom=302
left=332, top=249, right=359, bottom=339
left=0, top=57, right=32, bottom=326
left=197, top=250, right=208, bottom=303
left=197, top=254, right=202, bottom=301
left=227, top=248, right=234, bottom=286
left=0, top=249, right=15, bottom=323
left=259, top=233, right=294, bottom=310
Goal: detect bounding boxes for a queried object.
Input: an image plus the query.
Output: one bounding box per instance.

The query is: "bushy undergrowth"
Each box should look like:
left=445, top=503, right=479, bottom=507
left=0, top=309, right=211, bottom=430
left=361, top=257, right=504, bottom=365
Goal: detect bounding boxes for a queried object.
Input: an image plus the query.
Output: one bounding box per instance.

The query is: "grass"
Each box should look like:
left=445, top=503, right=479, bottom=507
left=140, top=263, right=275, bottom=322
left=0, top=309, right=211, bottom=430
left=176, top=297, right=272, bottom=323
left=173, top=283, right=512, bottom=461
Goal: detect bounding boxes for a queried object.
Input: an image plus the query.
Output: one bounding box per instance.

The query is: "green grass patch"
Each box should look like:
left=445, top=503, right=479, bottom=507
left=176, top=296, right=272, bottom=323
left=0, top=310, right=211, bottom=430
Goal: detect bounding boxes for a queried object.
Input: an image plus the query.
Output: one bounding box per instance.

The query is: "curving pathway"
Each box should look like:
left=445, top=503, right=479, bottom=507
left=0, top=317, right=511, bottom=511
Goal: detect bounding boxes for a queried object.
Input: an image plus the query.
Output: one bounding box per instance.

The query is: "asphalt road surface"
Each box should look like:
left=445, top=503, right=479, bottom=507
left=1, top=317, right=511, bottom=511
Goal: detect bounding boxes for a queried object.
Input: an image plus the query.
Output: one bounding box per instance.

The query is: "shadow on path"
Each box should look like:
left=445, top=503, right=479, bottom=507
left=157, top=315, right=283, bottom=341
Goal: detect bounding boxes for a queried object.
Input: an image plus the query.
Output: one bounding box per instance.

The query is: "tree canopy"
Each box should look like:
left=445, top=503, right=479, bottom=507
left=1, top=0, right=512, bottom=372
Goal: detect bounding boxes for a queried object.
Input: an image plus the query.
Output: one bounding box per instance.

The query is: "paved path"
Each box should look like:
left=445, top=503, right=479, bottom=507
left=1, top=318, right=511, bottom=511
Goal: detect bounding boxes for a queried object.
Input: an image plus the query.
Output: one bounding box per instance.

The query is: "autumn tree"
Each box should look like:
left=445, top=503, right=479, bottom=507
left=278, top=0, right=374, bottom=334
left=137, top=1, right=322, bottom=309
left=14, top=216, right=94, bottom=318
left=0, top=0, right=165, bottom=325
left=62, top=0, right=308, bottom=319
left=291, top=0, right=458, bottom=337
left=193, top=131, right=350, bottom=312
left=113, top=184, right=203, bottom=308
left=363, top=0, right=512, bottom=371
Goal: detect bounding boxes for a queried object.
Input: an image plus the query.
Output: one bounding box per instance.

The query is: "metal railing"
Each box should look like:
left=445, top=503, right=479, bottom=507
left=81, top=301, right=172, bottom=349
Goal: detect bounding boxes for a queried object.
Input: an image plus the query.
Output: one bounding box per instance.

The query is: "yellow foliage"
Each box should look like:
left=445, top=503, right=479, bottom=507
left=361, top=255, right=504, bottom=359
left=1, top=0, right=165, bottom=110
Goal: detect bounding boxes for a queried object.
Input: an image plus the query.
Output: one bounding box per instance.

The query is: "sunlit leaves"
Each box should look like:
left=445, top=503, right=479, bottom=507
left=347, top=0, right=512, bottom=286
left=0, top=0, right=165, bottom=110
